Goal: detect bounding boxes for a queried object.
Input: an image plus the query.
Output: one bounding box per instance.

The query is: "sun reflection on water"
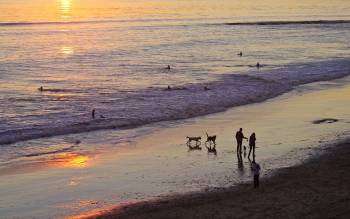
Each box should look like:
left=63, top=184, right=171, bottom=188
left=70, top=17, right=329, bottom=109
left=60, top=0, right=72, bottom=18
left=61, top=46, right=74, bottom=55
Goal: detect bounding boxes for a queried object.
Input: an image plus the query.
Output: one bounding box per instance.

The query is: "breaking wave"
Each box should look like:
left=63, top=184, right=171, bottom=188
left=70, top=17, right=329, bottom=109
left=0, top=58, right=349, bottom=145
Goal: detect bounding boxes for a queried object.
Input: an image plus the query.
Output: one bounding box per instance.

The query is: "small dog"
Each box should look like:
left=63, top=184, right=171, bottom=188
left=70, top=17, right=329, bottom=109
left=188, top=144, right=202, bottom=151
left=205, top=132, right=216, bottom=145
left=206, top=144, right=217, bottom=155
left=186, top=136, right=201, bottom=145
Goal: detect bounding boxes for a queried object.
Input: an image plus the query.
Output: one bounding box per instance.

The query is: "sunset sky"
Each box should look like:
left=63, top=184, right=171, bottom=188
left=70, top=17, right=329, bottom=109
left=1, top=0, right=349, bottom=23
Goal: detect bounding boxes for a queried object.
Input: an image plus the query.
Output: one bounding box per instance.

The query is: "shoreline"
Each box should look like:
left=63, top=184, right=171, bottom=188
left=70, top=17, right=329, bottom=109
left=85, top=138, right=350, bottom=219
left=1, top=59, right=350, bottom=146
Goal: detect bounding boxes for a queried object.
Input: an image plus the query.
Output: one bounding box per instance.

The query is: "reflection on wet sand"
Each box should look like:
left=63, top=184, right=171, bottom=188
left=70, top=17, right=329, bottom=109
left=0, top=153, right=91, bottom=176
left=54, top=153, right=90, bottom=168
left=66, top=205, right=123, bottom=219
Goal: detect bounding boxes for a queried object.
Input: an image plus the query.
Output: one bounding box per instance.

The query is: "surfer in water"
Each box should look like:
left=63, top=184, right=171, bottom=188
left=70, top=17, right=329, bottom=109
left=256, top=62, right=261, bottom=68
left=92, top=109, right=96, bottom=119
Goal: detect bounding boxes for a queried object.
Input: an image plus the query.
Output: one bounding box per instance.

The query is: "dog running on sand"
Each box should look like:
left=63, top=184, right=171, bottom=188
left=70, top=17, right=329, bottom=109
left=205, top=132, right=216, bottom=145
left=186, top=136, right=202, bottom=145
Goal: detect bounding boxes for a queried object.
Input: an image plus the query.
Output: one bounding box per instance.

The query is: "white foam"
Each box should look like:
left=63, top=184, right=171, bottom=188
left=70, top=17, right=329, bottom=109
left=0, top=58, right=349, bottom=145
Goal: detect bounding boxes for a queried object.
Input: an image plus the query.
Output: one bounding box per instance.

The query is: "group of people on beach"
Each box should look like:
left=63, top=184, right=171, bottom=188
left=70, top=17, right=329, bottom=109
left=235, top=128, right=260, bottom=188
left=235, top=128, right=256, bottom=159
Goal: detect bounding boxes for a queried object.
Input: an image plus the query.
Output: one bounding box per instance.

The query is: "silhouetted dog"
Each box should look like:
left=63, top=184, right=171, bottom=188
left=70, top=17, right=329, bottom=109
left=205, top=132, right=216, bottom=145
left=206, top=144, right=217, bottom=155
left=188, top=144, right=202, bottom=151
left=186, top=136, right=201, bottom=145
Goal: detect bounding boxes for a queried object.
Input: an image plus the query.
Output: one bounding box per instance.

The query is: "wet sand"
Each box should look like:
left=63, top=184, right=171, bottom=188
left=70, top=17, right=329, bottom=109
left=92, top=138, right=350, bottom=219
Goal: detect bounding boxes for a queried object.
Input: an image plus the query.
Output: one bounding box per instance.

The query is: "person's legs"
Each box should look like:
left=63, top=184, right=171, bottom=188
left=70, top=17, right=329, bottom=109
left=238, top=141, right=243, bottom=153
left=254, top=175, right=258, bottom=188
left=254, top=175, right=256, bottom=188
left=248, top=146, right=252, bottom=158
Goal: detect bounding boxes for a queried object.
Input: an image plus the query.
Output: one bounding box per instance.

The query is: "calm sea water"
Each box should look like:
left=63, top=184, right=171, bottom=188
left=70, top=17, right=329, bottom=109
left=1, top=0, right=350, bottom=161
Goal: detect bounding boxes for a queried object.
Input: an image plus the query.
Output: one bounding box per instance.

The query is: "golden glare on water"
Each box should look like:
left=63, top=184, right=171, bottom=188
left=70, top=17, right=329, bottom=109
left=60, top=0, right=72, bottom=18
left=61, top=46, right=74, bottom=55
left=53, top=154, right=90, bottom=168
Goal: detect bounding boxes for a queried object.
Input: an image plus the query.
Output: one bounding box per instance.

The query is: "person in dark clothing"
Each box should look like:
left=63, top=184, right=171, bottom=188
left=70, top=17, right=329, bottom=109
left=248, top=133, right=256, bottom=160
left=235, top=128, right=247, bottom=154
left=252, top=160, right=261, bottom=188
left=92, top=109, right=96, bottom=119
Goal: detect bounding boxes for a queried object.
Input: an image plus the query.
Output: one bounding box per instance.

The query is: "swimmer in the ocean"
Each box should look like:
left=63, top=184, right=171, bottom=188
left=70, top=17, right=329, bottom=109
left=92, top=109, right=96, bottom=119
left=38, top=86, right=44, bottom=92
left=256, top=62, right=261, bottom=68
left=238, top=51, right=243, bottom=57
left=166, top=65, right=171, bottom=70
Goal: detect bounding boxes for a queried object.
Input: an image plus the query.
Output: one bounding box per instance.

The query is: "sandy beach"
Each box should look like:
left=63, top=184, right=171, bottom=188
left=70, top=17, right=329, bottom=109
left=88, top=138, right=350, bottom=219
left=0, top=77, right=349, bottom=219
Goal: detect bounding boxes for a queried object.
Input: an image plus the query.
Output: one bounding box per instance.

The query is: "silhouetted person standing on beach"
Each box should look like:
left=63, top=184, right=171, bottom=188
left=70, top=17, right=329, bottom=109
left=248, top=133, right=256, bottom=160
left=256, top=62, right=261, bottom=68
left=235, top=128, right=247, bottom=154
left=252, top=161, right=261, bottom=188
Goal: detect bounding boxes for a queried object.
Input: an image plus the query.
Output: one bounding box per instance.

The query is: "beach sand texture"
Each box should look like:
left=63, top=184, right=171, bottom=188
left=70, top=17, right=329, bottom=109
left=91, top=139, right=350, bottom=219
